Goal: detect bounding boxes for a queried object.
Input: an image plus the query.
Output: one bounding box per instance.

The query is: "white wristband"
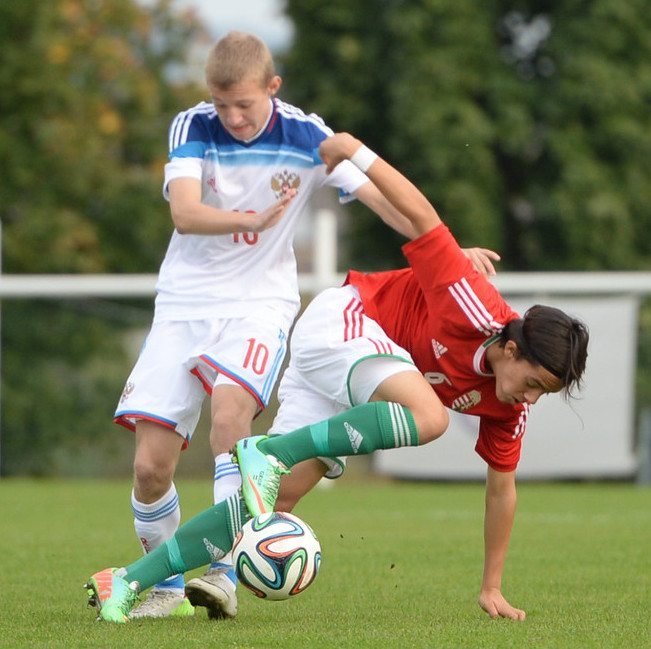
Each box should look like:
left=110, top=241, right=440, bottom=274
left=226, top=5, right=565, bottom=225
left=350, top=144, right=378, bottom=173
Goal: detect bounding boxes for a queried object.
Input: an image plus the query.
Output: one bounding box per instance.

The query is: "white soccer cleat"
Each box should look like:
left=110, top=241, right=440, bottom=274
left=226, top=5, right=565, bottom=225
left=185, top=568, right=238, bottom=620
left=128, top=588, right=194, bottom=619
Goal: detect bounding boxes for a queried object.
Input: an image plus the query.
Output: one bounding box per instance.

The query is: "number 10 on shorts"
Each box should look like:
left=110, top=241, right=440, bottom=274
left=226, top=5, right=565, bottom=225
left=243, top=338, right=269, bottom=375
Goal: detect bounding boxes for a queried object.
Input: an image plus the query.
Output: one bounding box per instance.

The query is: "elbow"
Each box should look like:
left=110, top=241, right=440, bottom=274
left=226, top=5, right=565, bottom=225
left=174, top=223, right=192, bottom=235
left=170, top=206, right=193, bottom=234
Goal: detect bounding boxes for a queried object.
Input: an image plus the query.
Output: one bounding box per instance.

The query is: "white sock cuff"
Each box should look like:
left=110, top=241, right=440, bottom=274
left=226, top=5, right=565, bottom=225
left=214, top=452, right=234, bottom=467
left=213, top=453, right=242, bottom=505
left=131, top=483, right=179, bottom=521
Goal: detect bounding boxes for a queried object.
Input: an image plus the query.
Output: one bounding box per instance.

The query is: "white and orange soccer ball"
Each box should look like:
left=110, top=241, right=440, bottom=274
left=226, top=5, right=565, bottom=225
left=231, top=512, right=322, bottom=601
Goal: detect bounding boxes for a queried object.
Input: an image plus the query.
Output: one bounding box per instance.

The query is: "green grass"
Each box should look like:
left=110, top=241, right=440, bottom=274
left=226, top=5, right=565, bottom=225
left=0, top=478, right=649, bottom=648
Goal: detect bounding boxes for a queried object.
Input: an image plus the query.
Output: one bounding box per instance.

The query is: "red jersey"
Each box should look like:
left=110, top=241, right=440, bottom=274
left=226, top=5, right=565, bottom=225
left=345, top=224, right=527, bottom=472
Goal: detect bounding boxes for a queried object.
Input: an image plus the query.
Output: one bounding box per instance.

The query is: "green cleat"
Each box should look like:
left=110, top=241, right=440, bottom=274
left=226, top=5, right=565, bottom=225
left=85, top=567, right=139, bottom=623
left=234, top=435, right=290, bottom=516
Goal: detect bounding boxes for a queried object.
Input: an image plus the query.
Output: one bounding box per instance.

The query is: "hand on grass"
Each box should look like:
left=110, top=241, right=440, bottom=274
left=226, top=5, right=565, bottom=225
left=478, top=587, right=526, bottom=621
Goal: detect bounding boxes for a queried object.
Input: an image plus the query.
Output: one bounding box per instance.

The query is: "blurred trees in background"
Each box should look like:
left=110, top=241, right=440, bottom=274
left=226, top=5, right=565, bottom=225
left=281, top=0, right=651, bottom=271
left=0, top=0, right=204, bottom=274
left=1, top=0, right=650, bottom=474
left=0, top=0, right=205, bottom=473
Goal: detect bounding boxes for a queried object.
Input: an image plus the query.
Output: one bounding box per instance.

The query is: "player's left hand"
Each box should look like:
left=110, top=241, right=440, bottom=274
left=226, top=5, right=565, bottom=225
left=478, top=587, right=526, bottom=621
left=461, top=247, right=501, bottom=277
left=319, top=133, right=362, bottom=174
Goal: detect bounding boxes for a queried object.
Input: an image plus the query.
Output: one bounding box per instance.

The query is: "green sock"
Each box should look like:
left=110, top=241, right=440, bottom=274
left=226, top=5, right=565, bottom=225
left=123, top=494, right=249, bottom=590
left=260, top=401, right=418, bottom=468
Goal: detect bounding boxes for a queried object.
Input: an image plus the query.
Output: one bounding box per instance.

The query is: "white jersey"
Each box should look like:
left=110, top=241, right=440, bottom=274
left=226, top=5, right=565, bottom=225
left=155, top=98, right=369, bottom=324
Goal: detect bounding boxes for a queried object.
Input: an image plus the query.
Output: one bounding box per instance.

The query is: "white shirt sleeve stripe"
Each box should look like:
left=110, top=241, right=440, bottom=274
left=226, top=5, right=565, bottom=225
left=449, top=283, right=493, bottom=336
left=459, top=277, right=504, bottom=331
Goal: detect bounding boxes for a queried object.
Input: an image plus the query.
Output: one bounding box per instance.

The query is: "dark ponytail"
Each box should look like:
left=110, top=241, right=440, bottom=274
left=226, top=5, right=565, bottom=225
left=501, top=305, right=589, bottom=398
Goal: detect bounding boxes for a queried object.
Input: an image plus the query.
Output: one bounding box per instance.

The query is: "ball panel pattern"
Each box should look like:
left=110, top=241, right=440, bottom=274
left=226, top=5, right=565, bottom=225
left=232, top=512, right=322, bottom=600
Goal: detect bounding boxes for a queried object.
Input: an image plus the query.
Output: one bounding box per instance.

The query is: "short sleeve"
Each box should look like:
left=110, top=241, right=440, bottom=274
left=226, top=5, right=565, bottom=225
left=402, top=225, right=475, bottom=289
left=162, top=158, right=203, bottom=201
left=162, top=110, right=211, bottom=199
left=475, top=409, right=528, bottom=472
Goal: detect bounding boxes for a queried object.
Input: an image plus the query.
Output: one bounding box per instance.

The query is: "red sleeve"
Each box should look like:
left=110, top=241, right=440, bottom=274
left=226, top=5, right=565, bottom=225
left=402, top=224, right=517, bottom=339
left=402, top=224, right=475, bottom=289
left=475, top=409, right=528, bottom=472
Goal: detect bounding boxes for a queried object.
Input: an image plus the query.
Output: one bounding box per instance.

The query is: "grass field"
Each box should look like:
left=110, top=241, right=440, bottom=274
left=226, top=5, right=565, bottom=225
left=1, top=477, right=649, bottom=648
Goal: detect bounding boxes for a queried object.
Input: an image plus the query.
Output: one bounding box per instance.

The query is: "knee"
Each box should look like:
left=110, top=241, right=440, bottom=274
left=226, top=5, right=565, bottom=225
left=133, top=454, right=176, bottom=498
left=211, top=408, right=240, bottom=435
left=412, top=403, right=449, bottom=445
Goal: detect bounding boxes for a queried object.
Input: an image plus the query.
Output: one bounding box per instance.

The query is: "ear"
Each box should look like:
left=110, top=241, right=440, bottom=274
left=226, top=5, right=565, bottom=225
left=268, top=75, right=282, bottom=96
left=504, top=339, right=519, bottom=359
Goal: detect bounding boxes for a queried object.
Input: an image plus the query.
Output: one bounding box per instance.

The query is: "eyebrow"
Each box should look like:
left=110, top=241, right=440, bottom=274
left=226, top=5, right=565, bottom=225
left=530, top=376, right=555, bottom=393
left=537, top=377, right=563, bottom=394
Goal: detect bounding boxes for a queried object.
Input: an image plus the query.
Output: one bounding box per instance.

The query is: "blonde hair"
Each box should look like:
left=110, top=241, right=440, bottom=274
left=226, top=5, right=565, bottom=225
left=205, top=31, right=275, bottom=89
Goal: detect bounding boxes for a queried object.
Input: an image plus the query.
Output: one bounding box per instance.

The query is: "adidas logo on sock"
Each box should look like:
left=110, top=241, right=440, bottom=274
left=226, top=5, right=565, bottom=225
left=344, top=422, right=363, bottom=453
left=203, top=538, right=226, bottom=564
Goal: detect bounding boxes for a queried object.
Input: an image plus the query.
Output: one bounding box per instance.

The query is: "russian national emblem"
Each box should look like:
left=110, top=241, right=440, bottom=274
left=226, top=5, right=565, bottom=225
left=271, top=170, right=301, bottom=199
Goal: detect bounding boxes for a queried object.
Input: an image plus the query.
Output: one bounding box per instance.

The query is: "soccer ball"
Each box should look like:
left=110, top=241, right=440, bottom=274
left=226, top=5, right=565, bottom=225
left=232, top=512, right=322, bottom=601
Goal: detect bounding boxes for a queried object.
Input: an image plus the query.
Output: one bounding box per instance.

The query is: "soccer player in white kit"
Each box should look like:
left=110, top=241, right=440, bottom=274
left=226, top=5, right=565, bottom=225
left=112, top=31, right=496, bottom=620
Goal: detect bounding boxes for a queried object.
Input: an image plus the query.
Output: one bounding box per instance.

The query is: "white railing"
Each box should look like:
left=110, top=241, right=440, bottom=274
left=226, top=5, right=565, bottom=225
left=3, top=270, right=651, bottom=298
left=1, top=208, right=650, bottom=298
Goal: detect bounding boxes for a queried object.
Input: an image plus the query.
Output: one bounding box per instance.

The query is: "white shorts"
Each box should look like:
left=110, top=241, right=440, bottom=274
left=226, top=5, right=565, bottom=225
left=115, top=309, right=291, bottom=445
left=269, top=285, right=419, bottom=477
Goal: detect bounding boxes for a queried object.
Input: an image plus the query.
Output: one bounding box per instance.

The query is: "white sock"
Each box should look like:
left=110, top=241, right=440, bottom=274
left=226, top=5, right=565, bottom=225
left=212, top=453, right=242, bottom=572
left=213, top=452, right=242, bottom=503
left=132, top=483, right=184, bottom=593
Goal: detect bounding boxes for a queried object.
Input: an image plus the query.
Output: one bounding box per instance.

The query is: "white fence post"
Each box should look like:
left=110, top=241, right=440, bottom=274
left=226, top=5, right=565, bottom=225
left=313, top=208, right=338, bottom=291
left=637, top=408, right=651, bottom=485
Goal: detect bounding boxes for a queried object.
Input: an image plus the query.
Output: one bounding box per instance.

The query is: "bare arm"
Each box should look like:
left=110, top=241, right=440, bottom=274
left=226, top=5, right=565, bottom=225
left=479, top=467, right=526, bottom=620
left=168, top=177, right=295, bottom=235
left=319, top=133, right=440, bottom=237
left=354, top=181, right=419, bottom=239
left=335, top=138, right=502, bottom=276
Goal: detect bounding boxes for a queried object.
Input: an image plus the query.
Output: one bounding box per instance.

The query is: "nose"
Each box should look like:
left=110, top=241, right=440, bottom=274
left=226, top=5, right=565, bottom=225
left=522, top=389, right=543, bottom=405
left=219, top=107, right=244, bottom=128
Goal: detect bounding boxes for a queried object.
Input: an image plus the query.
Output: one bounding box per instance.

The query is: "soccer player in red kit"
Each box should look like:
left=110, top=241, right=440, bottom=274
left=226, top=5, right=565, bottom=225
left=235, top=132, right=589, bottom=620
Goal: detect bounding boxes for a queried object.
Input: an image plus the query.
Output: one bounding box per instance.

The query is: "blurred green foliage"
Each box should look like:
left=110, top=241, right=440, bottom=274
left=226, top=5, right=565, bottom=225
left=281, top=0, right=651, bottom=272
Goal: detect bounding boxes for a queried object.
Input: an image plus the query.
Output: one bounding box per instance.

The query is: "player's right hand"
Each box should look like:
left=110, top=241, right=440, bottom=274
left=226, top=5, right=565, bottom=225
left=478, top=587, right=526, bottom=621
left=462, top=247, right=502, bottom=277
left=251, top=188, right=297, bottom=231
